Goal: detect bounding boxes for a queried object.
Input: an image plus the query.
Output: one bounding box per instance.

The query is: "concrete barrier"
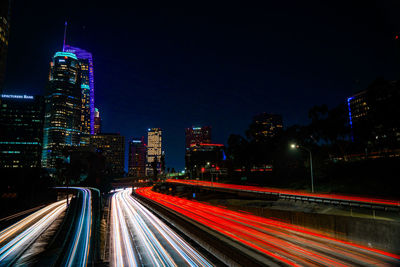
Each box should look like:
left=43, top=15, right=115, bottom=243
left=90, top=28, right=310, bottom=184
left=224, top=204, right=400, bottom=254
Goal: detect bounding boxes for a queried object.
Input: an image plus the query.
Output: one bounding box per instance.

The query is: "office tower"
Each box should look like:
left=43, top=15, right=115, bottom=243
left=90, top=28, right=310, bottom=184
left=250, top=113, right=283, bottom=140
left=64, top=45, right=95, bottom=135
left=347, top=78, right=400, bottom=148
left=128, top=137, right=147, bottom=177
left=146, top=128, right=162, bottom=176
left=0, top=0, right=11, bottom=93
left=0, top=94, right=44, bottom=168
left=94, top=107, right=101, bottom=134
left=185, top=126, right=211, bottom=149
left=347, top=90, right=368, bottom=127
left=41, top=51, right=82, bottom=169
left=90, top=133, right=125, bottom=175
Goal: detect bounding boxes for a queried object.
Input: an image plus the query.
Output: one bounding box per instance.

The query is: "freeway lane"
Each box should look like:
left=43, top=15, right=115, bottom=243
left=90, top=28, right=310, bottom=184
left=137, top=187, right=400, bottom=266
left=110, top=188, right=212, bottom=267
left=166, top=179, right=400, bottom=208
left=61, top=187, right=92, bottom=267
left=0, top=199, right=67, bottom=265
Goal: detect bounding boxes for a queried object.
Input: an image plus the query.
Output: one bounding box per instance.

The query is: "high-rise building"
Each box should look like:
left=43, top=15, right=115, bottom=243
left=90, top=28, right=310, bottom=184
left=0, top=94, right=44, bottom=168
left=250, top=113, right=283, bottom=140
left=90, top=133, right=125, bottom=176
left=0, top=0, right=11, bottom=93
left=347, top=78, right=400, bottom=148
left=128, top=137, right=146, bottom=177
left=64, top=45, right=95, bottom=135
left=94, top=107, right=101, bottom=134
left=41, top=51, right=82, bottom=169
left=185, top=126, right=211, bottom=149
left=146, top=128, right=162, bottom=176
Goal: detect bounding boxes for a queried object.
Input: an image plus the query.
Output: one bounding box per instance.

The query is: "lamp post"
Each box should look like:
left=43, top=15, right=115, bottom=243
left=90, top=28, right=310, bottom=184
left=290, top=144, right=314, bottom=193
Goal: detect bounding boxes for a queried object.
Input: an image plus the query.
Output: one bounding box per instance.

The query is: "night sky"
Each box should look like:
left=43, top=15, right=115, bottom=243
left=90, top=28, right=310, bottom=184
left=4, top=1, right=400, bottom=170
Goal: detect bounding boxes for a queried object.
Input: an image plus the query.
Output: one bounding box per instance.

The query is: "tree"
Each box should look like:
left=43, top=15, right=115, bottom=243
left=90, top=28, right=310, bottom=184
left=307, top=104, right=351, bottom=158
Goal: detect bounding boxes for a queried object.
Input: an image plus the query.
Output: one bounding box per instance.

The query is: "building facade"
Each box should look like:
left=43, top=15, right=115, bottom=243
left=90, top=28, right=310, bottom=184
left=146, top=128, right=162, bottom=176
left=0, top=0, right=11, bottom=93
left=90, top=133, right=125, bottom=176
left=41, top=51, right=82, bottom=169
left=94, top=107, right=101, bottom=134
left=64, top=45, right=95, bottom=135
left=185, top=126, right=211, bottom=149
left=250, top=113, right=283, bottom=140
left=0, top=94, right=44, bottom=168
left=347, top=78, right=400, bottom=149
left=128, top=137, right=146, bottom=177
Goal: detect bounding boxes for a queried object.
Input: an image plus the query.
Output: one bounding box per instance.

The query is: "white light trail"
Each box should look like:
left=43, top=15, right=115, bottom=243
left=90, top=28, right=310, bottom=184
left=63, top=187, right=92, bottom=267
left=0, top=199, right=67, bottom=263
left=110, top=189, right=212, bottom=267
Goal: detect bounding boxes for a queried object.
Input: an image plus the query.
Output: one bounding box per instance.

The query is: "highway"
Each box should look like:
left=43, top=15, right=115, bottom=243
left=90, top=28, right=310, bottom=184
left=0, top=199, right=67, bottom=265
left=167, top=179, right=400, bottom=209
left=137, top=187, right=400, bottom=266
left=110, top=188, right=212, bottom=267
left=60, top=187, right=93, bottom=267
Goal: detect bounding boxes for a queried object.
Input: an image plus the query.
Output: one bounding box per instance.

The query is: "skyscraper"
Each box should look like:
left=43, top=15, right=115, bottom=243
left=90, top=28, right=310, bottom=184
left=185, top=126, right=211, bottom=149
left=0, top=0, right=11, bottom=93
left=41, top=51, right=82, bottom=169
left=90, top=133, right=125, bottom=176
left=64, top=45, right=95, bottom=135
left=94, top=107, right=101, bottom=134
left=146, top=128, right=162, bottom=176
left=0, top=94, right=44, bottom=168
left=128, top=137, right=147, bottom=177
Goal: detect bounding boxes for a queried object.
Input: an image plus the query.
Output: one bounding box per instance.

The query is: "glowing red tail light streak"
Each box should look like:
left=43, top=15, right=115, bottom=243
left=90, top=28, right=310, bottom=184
left=166, top=179, right=400, bottom=207
left=136, top=187, right=400, bottom=266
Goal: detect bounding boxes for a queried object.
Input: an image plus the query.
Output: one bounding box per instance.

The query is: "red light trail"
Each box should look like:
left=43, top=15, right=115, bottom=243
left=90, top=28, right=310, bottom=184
left=136, top=187, right=400, bottom=266
left=166, top=179, right=400, bottom=207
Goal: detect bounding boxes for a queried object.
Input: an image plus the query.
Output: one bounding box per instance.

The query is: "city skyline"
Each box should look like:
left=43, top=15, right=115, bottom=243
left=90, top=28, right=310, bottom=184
left=3, top=1, right=400, bottom=169
left=1, top=2, right=400, bottom=266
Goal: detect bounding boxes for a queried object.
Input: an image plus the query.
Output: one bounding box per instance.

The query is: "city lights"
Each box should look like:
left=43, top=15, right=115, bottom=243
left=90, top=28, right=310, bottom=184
left=1, top=3, right=400, bottom=266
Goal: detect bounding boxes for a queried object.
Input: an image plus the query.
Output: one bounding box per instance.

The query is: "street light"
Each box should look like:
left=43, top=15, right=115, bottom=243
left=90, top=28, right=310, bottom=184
left=290, top=143, right=314, bottom=193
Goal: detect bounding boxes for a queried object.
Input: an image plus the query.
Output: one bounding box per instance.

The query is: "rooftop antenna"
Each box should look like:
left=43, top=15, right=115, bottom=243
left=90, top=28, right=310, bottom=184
left=62, top=21, right=67, bottom=52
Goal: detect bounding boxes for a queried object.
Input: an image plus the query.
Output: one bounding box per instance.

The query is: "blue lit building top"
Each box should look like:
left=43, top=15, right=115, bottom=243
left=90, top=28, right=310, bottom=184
left=54, top=51, right=78, bottom=60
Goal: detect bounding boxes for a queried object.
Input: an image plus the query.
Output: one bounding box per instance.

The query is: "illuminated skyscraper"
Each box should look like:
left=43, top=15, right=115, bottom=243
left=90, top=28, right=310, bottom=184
left=0, top=0, right=11, bottom=93
left=185, top=126, right=211, bottom=149
left=42, top=51, right=82, bottom=169
left=128, top=137, right=147, bottom=177
left=94, top=107, right=101, bottom=134
left=146, top=128, right=162, bottom=176
left=64, top=45, right=95, bottom=135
